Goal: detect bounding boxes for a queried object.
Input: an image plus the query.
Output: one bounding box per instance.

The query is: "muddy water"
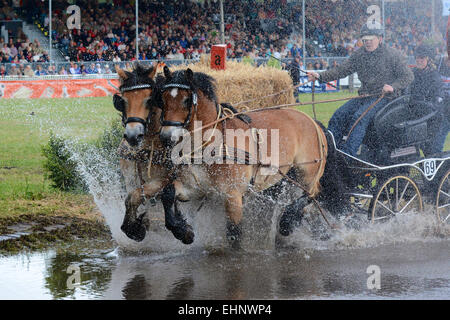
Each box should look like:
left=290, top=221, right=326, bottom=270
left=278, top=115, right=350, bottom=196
left=1, top=193, right=449, bottom=300
left=0, top=238, right=448, bottom=300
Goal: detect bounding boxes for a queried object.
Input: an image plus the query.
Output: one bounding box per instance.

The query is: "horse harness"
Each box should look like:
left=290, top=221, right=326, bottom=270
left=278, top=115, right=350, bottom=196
left=113, top=83, right=159, bottom=131
left=159, top=82, right=327, bottom=192
left=114, top=82, right=167, bottom=187
left=160, top=83, right=255, bottom=163
left=115, top=81, right=327, bottom=201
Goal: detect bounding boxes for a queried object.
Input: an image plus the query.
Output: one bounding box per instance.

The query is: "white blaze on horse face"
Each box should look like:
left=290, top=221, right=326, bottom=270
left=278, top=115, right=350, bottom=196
left=170, top=88, right=178, bottom=98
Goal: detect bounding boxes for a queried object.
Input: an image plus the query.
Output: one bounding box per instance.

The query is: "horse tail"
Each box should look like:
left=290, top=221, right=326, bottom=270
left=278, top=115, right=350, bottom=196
left=316, top=126, right=349, bottom=213
left=307, top=119, right=328, bottom=197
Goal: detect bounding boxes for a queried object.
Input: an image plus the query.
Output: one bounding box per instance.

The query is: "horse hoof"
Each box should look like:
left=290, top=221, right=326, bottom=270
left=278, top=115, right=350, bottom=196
left=121, top=221, right=146, bottom=242
left=279, top=211, right=303, bottom=236
left=227, top=235, right=241, bottom=250
left=182, top=225, right=195, bottom=245
left=226, top=222, right=242, bottom=249
left=167, top=223, right=195, bottom=245
left=279, top=215, right=295, bottom=236
left=278, top=222, right=292, bottom=237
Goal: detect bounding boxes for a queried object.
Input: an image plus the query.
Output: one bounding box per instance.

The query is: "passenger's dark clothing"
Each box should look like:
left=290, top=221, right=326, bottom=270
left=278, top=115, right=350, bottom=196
left=434, top=59, right=450, bottom=154
left=409, top=65, right=446, bottom=156
left=410, top=65, right=443, bottom=104
left=439, top=59, right=450, bottom=106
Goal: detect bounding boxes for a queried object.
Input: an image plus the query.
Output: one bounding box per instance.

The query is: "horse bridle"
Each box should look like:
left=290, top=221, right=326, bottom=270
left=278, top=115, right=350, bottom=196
left=113, top=83, right=159, bottom=130
left=160, top=83, right=198, bottom=128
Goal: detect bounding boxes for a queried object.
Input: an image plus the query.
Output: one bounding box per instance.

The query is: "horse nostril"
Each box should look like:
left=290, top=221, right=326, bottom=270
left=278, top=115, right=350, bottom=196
left=123, top=133, right=128, bottom=139
left=137, top=133, right=144, bottom=140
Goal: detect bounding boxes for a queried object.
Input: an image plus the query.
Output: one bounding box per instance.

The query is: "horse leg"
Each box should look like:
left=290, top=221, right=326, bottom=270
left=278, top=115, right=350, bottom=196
left=121, top=188, right=148, bottom=242
left=224, top=190, right=244, bottom=249
left=279, top=195, right=311, bottom=236
left=161, top=183, right=194, bottom=245
left=121, top=182, right=164, bottom=242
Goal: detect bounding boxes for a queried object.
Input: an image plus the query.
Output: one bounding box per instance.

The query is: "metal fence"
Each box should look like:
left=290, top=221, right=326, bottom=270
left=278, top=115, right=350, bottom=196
left=0, top=55, right=422, bottom=81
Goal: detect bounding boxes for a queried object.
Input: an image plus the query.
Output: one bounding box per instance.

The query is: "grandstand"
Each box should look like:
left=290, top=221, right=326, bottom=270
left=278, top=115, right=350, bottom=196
left=0, top=0, right=448, bottom=76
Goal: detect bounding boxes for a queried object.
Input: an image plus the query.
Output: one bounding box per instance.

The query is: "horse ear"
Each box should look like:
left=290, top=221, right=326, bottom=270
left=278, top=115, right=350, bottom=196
left=163, top=66, right=172, bottom=80
left=185, top=68, right=194, bottom=84
left=115, top=65, right=128, bottom=80
left=148, top=66, right=157, bottom=80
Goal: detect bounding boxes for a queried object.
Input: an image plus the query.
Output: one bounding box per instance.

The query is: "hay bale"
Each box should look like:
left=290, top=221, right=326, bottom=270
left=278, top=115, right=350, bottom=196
left=167, top=55, right=295, bottom=111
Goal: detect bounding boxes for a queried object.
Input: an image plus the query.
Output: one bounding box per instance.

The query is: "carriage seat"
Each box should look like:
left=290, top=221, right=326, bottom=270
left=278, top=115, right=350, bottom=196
left=362, top=95, right=443, bottom=164
left=374, top=95, right=441, bottom=146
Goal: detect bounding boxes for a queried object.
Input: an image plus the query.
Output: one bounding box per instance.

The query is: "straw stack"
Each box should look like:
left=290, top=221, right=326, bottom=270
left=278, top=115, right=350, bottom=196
left=167, top=55, right=295, bottom=111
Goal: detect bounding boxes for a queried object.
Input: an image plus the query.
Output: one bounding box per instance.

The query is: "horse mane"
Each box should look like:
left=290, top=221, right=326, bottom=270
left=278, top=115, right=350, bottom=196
left=119, top=64, right=156, bottom=90
left=165, top=70, right=218, bottom=102
left=163, top=69, right=252, bottom=124
left=119, top=64, right=165, bottom=109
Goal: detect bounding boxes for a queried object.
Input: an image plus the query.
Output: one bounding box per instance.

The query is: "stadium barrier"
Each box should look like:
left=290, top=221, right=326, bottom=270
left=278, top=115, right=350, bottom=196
left=0, top=57, right=350, bottom=73
left=0, top=69, right=361, bottom=99
left=0, top=78, right=119, bottom=99
left=0, top=55, right=422, bottom=75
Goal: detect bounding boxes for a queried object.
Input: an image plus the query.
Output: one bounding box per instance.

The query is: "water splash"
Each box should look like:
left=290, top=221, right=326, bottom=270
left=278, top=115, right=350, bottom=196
left=67, top=138, right=450, bottom=253
left=285, top=208, right=450, bottom=251
left=40, top=124, right=447, bottom=255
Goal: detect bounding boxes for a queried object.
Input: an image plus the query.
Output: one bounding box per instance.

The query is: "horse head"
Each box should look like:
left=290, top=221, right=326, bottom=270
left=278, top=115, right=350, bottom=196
left=114, top=63, right=163, bottom=147
left=159, top=66, right=217, bottom=145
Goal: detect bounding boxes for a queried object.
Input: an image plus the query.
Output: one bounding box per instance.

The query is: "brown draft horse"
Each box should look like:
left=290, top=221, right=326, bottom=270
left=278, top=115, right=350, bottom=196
left=152, top=66, right=328, bottom=247
left=114, top=64, right=195, bottom=244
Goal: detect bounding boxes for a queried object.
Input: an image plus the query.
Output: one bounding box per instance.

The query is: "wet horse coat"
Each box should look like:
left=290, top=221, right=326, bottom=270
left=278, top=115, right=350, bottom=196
left=114, top=64, right=194, bottom=244
left=157, top=67, right=328, bottom=246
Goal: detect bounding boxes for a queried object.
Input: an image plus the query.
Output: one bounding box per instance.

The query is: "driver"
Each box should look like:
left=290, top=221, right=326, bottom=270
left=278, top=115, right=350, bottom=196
left=308, top=25, right=414, bottom=157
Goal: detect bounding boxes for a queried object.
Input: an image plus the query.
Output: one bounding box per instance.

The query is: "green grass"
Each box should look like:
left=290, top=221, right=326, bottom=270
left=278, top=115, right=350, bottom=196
left=0, top=96, right=119, bottom=203
left=295, top=90, right=360, bottom=126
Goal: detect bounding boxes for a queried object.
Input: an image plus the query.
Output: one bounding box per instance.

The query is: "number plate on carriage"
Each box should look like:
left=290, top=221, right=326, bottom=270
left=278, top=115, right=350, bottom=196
left=423, top=159, right=436, bottom=177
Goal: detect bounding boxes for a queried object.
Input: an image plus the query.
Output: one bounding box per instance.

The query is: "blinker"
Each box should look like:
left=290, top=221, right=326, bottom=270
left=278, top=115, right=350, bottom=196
left=113, top=94, right=125, bottom=112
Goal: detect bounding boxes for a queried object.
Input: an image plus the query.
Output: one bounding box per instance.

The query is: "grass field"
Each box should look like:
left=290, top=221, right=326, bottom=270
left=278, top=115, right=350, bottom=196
left=0, top=97, right=119, bottom=218
left=0, top=91, right=448, bottom=219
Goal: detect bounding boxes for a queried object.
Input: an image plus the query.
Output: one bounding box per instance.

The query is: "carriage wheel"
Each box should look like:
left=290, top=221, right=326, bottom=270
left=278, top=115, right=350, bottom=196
left=436, top=169, right=450, bottom=224
left=370, top=175, right=423, bottom=223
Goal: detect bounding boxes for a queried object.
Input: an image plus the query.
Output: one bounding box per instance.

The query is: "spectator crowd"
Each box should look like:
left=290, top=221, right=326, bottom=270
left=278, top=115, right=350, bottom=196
left=0, top=0, right=448, bottom=77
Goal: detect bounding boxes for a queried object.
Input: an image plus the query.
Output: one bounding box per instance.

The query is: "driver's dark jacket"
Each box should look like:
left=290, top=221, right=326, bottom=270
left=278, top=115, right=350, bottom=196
left=319, top=44, right=414, bottom=98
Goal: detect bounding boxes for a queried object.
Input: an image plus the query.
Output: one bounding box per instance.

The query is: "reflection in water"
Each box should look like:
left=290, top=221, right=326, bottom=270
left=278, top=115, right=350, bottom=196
left=166, top=277, right=195, bottom=300
left=122, top=275, right=151, bottom=300
left=0, top=240, right=449, bottom=299
left=43, top=249, right=114, bottom=299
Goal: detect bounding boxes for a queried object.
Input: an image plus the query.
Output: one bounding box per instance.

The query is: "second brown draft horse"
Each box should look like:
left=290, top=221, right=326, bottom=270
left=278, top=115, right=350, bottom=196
left=150, top=67, right=328, bottom=247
